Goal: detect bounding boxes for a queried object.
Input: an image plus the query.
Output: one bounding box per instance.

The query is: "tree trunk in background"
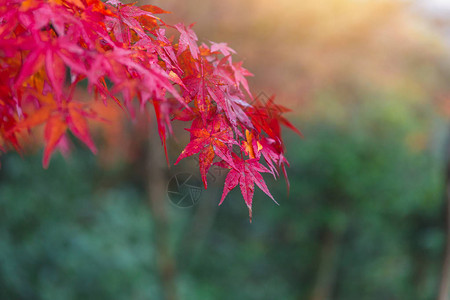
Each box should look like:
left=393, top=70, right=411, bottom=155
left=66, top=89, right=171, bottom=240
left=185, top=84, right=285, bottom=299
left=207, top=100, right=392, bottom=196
left=309, top=229, right=343, bottom=300
left=438, top=183, right=450, bottom=300
left=147, top=124, right=178, bottom=300
left=178, top=187, right=219, bottom=269
left=438, top=129, right=450, bottom=300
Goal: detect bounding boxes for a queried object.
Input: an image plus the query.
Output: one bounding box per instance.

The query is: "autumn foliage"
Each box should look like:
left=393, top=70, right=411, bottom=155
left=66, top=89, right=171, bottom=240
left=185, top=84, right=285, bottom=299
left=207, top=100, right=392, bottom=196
left=0, top=0, right=300, bottom=219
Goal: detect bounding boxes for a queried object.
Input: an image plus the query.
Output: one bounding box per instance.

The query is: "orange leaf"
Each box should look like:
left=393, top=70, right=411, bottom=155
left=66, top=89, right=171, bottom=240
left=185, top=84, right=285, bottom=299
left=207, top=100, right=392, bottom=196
left=20, top=0, right=39, bottom=11
left=168, top=71, right=186, bottom=88
left=140, top=5, right=170, bottom=14
left=14, top=106, right=53, bottom=131
left=244, top=129, right=255, bottom=158
left=43, top=114, right=67, bottom=168
left=65, top=0, right=85, bottom=8
left=69, top=105, right=97, bottom=154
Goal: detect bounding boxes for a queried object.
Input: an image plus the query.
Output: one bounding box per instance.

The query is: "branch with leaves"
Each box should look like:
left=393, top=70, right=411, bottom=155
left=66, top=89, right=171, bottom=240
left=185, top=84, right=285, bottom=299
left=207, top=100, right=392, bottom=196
left=0, top=0, right=301, bottom=220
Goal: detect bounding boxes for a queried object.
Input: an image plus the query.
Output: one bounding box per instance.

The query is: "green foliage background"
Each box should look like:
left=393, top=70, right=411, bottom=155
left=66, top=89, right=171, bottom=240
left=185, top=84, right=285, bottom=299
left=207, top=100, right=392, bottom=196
left=0, top=94, right=446, bottom=300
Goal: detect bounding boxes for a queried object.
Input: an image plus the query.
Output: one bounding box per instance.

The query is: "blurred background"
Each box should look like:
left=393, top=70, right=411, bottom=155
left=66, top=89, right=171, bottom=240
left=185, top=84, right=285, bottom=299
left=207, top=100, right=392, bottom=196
left=1, top=0, right=450, bottom=299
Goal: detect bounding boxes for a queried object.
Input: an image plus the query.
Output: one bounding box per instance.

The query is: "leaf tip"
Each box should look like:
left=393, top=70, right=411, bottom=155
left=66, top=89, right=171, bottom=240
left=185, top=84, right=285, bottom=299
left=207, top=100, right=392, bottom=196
left=42, top=155, right=50, bottom=169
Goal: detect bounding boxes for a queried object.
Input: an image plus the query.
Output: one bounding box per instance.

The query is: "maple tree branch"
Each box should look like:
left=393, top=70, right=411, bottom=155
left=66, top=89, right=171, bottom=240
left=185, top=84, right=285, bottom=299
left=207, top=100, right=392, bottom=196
left=1, top=0, right=297, bottom=221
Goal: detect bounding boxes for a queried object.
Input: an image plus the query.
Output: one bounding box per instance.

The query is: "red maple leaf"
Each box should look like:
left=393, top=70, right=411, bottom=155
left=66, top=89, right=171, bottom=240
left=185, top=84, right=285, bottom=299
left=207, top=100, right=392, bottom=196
left=106, top=1, right=157, bottom=44
left=175, top=23, right=199, bottom=60
left=175, top=117, right=236, bottom=188
left=219, top=154, right=277, bottom=222
left=232, top=62, right=253, bottom=99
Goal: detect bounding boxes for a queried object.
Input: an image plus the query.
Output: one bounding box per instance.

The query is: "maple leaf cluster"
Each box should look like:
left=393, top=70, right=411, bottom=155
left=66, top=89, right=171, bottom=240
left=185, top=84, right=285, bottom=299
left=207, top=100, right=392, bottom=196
left=0, top=0, right=300, bottom=220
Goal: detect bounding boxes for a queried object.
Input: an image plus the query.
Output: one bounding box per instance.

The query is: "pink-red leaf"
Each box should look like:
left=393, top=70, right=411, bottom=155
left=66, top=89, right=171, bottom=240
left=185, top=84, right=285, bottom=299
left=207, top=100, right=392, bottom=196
left=175, top=23, right=199, bottom=60
left=220, top=157, right=276, bottom=222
